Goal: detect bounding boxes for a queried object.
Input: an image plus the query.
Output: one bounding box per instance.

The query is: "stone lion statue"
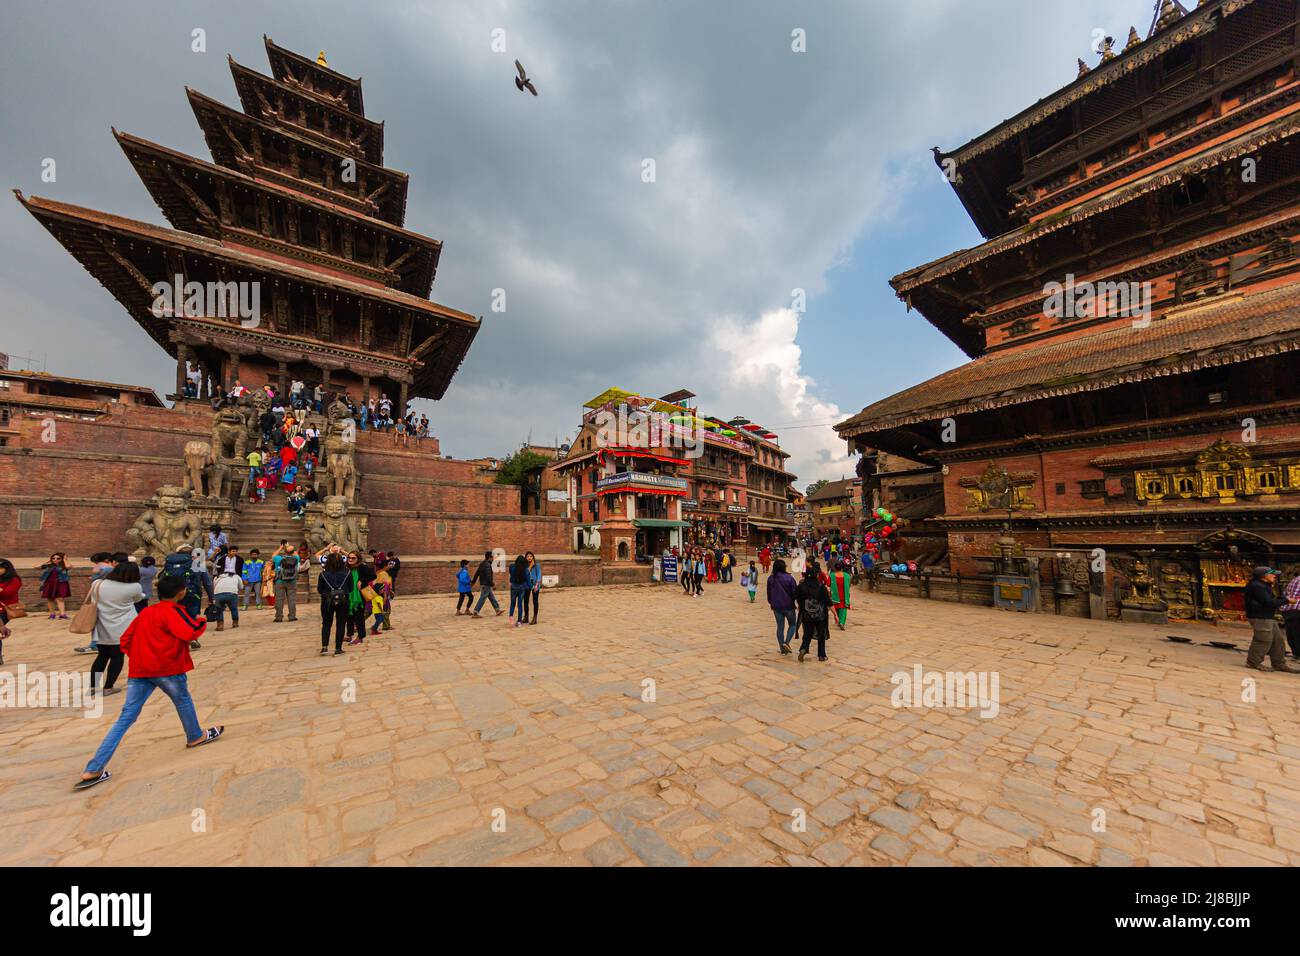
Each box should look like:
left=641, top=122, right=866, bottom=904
left=211, top=403, right=248, bottom=461
left=125, top=485, right=203, bottom=562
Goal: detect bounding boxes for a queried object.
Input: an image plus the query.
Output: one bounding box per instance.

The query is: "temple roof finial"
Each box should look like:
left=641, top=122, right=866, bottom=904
left=1098, top=36, right=1117, bottom=63
left=1125, top=27, right=1142, bottom=52
left=316, top=50, right=328, bottom=67
left=1077, top=58, right=1091, bottom=79
left=1151, top=0, right=1187, bottom=37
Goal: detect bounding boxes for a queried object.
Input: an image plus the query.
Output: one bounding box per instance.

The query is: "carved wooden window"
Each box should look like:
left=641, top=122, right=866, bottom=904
left=1008, top=319, right=1035, bottom=337
left=1215, top=473, right=1237, bottom=492
left=1176, top=476, right=1196, bottom=496
left=1079, top=479, right=1105, bottom=499
left=1144, top=477, right=1166, bottom=498
left=1258, top=471, right=1279, bottom=490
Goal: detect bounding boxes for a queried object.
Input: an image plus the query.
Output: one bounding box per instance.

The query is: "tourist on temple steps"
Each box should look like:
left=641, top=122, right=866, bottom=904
left=89, top=560, right=145, bottom=695
left=470, top=551, right=502, bottom=617
left=271, top=544, right=300, bottom=622
left=1283, top=571, right=1300, bottom=659
left=75, top=573, right=224, bottom=791
left=455, top=559, right=473, bottom=615
left=395, top=415, right=408, bottom=447
left=259, top=407, right=276, bottom=447
left=344, top=551, right=376, bottom=644
left=246, top=446, right=262, bottom=488
left=795, top=568, right=832, bottom=663
left=766, top=558, right=798, bottom=655
left=525, top=551, right=542, bottom=624
left=507, top=555, right=529, bottom=627
left=290, top=378, right=305, bottom=408
left=312, top=382, right=324, bottom=413
left=318, top=552, right=351, bottom=656
left=829, top=559, right=853, bottom=631
left=1245, top=567, right=1300, bottom=673
left=39, top=552, right=72, bottom=620
left=136, top=556, right=157, bottom=613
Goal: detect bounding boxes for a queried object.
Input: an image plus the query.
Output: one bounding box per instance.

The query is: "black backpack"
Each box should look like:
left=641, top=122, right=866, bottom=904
left=161, top=552, right=194, bottom=592
left=322, top=572, right=348, bottom=609
left=801, top=595, right=825, bottom=622
left=278, top=555, right=300, bottom=582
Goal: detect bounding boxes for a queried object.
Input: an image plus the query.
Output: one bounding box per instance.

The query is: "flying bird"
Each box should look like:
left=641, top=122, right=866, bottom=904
left=514, top=59, right=538, bottom=96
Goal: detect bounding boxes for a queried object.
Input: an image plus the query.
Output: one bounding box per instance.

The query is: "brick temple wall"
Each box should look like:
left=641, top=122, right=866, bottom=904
left=0, top=402, right=571, bottom=561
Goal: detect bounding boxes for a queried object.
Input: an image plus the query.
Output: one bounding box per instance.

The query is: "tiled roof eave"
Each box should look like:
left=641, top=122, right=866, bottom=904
left=896, top=110, right=1300, bottom=295
left=837, top=333, right=1300, bottom=438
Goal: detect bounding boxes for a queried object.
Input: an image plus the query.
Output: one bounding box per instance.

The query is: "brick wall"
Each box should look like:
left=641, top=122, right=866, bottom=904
left=0, top=401, right=571, bottom=560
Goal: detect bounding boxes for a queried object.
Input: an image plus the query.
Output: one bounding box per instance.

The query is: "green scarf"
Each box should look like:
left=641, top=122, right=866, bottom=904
left=347, top=568, right=363, bottom=615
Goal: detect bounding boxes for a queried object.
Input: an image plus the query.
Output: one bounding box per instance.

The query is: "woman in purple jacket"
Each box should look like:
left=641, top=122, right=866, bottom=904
left=766, top=559, right=799, bottom=655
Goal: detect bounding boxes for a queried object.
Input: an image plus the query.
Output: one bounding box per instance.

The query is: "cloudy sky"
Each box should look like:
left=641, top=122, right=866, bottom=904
left=0, top=0, right=1155, bottom=485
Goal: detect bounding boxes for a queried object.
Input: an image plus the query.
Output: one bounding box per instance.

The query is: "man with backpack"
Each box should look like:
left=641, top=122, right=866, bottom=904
left=273, top=544, right=300, bottom=622
left=160, top=546, right=204, bottom=650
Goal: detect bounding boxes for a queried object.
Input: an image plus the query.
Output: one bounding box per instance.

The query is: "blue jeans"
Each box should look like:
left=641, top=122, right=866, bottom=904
left=211, top=593, right=239, bottom=623
left=509, top=585, right=527, bottom=622
left=84, top=674, right=203, bottom=773
left=474, top=586, right=499, bottom=613
left=772, top=608, right=797, bottom=648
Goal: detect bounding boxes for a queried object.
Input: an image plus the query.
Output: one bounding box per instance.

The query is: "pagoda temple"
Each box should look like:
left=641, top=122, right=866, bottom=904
left=837, top=0, right=1300, bottom=623
left=3, top=40, right=587, bottom=594
left=16, top=37, right=478, bottom=410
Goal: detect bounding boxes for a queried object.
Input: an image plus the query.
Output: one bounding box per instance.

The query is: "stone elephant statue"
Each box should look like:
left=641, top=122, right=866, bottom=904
left=183, top=440, right=214, bottom=496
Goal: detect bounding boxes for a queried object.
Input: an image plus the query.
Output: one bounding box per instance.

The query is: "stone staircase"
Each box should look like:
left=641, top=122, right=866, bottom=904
left=230, top=497, right=313, bottom=594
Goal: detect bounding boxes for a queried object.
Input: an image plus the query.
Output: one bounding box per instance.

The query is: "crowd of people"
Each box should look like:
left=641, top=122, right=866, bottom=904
left=208, top=375, right=432, bottom=447
left=6, top=538, right=1300, bottom=792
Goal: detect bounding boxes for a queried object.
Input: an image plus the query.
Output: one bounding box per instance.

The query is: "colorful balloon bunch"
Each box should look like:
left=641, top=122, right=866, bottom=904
left=863, top=507, right=902, bottom=561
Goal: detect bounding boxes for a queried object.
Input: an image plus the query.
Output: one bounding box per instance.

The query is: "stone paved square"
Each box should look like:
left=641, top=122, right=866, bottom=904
left=3, top=581, right=1298, bottom=867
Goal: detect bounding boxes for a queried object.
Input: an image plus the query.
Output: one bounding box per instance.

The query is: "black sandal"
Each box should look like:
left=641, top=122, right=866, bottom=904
left=74, top=770, right=111, bottom=790
left=187, top=726, right=225, bottom=748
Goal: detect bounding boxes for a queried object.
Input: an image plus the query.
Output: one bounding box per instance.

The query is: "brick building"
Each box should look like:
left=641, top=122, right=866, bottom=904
left=807, top=478, right=861, bottom=540
left=837, top=0, right=1300, bottom=623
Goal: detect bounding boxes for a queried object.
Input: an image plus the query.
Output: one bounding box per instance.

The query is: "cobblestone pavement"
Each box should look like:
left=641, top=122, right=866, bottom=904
left=2, top=581, right=1299, bottom=866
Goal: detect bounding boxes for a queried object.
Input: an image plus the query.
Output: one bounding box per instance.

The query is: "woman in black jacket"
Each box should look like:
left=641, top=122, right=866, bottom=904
left=795, top=568, right=832, bottom=663
left=343, top=551, right=377, bottom=645
left=318, top=552, right=350, bottom=656
left=508, top=555, right=529, bottom=628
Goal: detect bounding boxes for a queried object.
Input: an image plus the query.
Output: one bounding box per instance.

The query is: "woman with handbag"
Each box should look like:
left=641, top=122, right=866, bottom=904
left=39, top=553, right=72, bottom=619
left=90, top=561, right=145, bottom=695
left=0, top=558, right=22, bottom=665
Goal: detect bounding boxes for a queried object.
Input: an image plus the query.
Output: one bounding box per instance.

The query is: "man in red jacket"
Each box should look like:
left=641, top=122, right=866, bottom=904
left=75, top=574, right=225, bottom=790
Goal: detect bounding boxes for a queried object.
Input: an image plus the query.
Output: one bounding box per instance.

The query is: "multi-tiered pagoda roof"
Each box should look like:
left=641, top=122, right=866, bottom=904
left=17, top=37, right=477, bottom=405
